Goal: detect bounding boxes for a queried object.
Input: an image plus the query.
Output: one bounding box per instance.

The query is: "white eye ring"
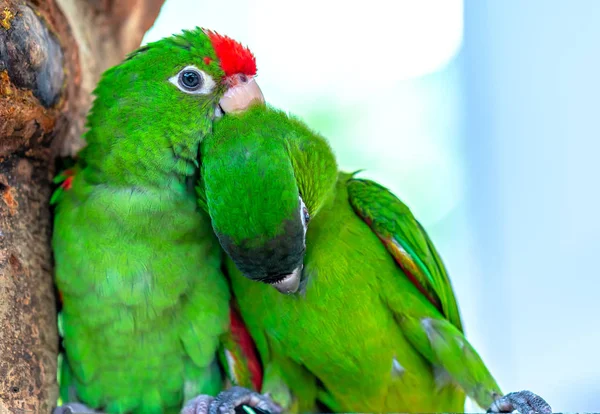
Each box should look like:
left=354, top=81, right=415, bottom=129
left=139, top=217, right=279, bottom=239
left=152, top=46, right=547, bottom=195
left=169, top=65, right=216, bottom=95
left=299, top=196, right=310, bottom=235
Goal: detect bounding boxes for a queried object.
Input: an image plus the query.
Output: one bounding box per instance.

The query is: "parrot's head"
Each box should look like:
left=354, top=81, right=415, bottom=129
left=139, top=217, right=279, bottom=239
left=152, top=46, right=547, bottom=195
left=84, top=27, right=263, bottom=181
left=198, top=105, right=338, bottom=294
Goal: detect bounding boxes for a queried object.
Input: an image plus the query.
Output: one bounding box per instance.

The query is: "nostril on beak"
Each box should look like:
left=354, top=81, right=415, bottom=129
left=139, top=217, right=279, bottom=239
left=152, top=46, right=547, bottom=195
left=225, top=74, right=249, bottom=87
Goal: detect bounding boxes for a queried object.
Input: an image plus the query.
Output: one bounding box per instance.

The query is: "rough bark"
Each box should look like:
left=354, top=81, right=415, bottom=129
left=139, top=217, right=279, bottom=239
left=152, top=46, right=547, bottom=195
left=0, top=0, right=165, bottom=412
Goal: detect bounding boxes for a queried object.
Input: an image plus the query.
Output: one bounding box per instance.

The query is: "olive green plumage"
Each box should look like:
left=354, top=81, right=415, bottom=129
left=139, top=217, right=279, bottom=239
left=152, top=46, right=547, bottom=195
left=52, top=28, right=233, bottom=413
left=197, top=105, right=504, bottom=412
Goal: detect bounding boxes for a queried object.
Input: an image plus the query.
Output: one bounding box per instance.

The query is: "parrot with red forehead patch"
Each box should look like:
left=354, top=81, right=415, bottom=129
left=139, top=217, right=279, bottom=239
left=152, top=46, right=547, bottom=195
left=51, top=28, right=279, bottom=414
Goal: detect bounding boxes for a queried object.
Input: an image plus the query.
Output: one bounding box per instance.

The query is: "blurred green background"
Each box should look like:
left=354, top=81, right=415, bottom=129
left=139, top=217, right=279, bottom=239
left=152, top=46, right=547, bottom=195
left=144, top=1, right=600, bottom=411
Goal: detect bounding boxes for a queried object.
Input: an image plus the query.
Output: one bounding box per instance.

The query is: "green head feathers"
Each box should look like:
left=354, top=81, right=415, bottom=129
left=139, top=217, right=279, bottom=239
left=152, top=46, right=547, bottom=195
left=80, top=27, right=260, bottom=188
left=198, top=105, right=338, bottom=291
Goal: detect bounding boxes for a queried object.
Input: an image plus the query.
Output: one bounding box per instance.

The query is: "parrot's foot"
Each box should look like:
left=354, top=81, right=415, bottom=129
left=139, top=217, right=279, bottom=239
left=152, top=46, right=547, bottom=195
left=487, top=390, right=552, bottom=414
left=53, top=402, right=98, bottom=414
left=182, top=386, right=282, bottom=414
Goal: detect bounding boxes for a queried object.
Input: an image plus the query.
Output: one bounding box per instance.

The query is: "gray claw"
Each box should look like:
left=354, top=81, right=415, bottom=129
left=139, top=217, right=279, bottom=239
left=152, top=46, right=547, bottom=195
left=181, top=395, right=215, bottom=414
left=209, top=386, right=281, bottom=414
left=488, top=390, right=552, bottom=414
left=53, top=402, right=98, bottom=414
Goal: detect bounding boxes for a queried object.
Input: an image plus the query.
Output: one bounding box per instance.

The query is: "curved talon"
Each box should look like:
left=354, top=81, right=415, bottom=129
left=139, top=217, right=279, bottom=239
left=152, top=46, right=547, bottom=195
left=209, top=386, right=282, bottom=414
left=488, top=390, right=552, bottom=414
left=182, top=395, right=215, bottom=414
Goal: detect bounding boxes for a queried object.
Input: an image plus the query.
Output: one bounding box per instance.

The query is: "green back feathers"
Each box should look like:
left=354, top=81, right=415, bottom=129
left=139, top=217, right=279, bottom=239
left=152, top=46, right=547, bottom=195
left=347, top=178, right=464, bottom=331
left=283, top=113, right=338, bottom=217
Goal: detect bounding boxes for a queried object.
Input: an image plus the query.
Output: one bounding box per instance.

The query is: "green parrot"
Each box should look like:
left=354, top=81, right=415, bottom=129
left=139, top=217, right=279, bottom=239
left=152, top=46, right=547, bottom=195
left=51, top=28, right=279, bottom=414
left=196, top=105, right=553, bottom=413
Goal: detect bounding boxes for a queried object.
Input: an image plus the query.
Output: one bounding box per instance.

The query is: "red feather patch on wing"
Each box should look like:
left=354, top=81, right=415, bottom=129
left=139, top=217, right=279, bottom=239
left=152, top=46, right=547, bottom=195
left=60, top=169, right=75, bottom=191
left=229, top=305, right=263, bottom=391
left=206, top=30, right=257, bottom=77
left=363, top=216, right=444, bottom=315
left=386, top=237, right=444, bottom=314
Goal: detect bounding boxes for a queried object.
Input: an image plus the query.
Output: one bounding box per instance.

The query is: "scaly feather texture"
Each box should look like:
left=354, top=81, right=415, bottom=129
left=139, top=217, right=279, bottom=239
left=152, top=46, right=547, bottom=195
left=53, top=28, right=261, bottom=413
left=197, top=105, right=506, bottom=412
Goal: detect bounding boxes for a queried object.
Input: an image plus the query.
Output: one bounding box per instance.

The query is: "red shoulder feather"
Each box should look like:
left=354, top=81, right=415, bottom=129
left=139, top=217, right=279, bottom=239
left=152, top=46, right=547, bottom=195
left=229, top=304, right=263, bottom=391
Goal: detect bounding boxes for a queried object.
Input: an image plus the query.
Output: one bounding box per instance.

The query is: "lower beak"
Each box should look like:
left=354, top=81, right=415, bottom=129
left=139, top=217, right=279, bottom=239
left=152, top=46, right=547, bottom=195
left=219, top=77, right=265, bottom=114
left=271, top=265, right=303, bottom=294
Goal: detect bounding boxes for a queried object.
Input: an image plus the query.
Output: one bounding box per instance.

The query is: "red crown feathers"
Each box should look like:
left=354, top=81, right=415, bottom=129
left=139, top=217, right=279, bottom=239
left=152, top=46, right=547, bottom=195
left=206, top=30, right=257, bottom=78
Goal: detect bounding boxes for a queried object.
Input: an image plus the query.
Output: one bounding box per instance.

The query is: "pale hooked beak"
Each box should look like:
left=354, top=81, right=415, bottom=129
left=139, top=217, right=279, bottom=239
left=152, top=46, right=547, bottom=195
left=218, top=74, right=265, bottom=114
left=271, top=265, right=303, bottom=294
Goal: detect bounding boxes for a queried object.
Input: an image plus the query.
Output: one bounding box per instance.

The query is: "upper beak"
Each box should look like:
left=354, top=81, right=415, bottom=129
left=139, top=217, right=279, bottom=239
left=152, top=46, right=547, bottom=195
left=219, top=74, right=265, bottom=114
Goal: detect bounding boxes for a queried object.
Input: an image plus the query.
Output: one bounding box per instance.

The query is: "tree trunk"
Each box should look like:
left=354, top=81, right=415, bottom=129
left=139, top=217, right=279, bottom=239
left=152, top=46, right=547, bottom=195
left=0, top=0, right=164, bottom=412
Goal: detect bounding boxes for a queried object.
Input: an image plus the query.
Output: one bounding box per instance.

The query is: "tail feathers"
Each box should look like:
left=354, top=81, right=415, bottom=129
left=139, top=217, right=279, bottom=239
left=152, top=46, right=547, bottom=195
left=398, top=315, right=501, bottom=409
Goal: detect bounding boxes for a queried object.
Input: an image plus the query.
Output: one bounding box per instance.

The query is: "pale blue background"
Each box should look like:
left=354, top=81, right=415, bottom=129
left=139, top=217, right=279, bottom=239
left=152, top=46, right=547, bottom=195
left=144, top=1, right=600, bottom=411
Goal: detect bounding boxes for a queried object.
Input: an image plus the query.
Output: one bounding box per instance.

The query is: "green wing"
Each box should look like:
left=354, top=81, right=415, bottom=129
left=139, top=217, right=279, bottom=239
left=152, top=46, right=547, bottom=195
left=347, top=177, right=463, bottom=331
left=347, top=177, right=505, bottom=408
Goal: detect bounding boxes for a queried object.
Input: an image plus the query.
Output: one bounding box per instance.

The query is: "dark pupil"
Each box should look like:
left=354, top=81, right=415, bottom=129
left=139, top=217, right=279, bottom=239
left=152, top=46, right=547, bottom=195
left=303, top=207, right=310, bottom=223
left=181, top=71, right=201, bottom=89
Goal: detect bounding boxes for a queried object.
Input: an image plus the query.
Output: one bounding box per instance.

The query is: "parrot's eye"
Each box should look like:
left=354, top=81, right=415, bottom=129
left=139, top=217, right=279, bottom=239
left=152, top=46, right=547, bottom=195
left=300, top=197, right=310, bottom=227
left=169, top=65, right=216, bottom=95
left=181, top=71, right=201, bottom=89
left=303, top=206, right=310, bottom=224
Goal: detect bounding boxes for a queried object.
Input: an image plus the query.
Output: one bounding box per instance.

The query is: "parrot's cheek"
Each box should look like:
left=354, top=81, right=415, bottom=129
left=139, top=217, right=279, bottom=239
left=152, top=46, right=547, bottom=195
left=219, top=78, right=264, bottom=114
left=271, top=264, right=303, bottom=295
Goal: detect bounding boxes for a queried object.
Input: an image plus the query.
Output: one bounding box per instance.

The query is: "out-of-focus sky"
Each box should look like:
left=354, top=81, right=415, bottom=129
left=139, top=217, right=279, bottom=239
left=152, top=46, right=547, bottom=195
left=144, top=1, right=599, bottom=411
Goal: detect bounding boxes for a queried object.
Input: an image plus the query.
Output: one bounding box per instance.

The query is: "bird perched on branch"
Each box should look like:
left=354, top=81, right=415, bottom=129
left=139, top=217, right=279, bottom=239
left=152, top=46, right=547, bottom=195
left=52, top=28, right=277, bottom=414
